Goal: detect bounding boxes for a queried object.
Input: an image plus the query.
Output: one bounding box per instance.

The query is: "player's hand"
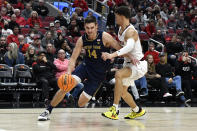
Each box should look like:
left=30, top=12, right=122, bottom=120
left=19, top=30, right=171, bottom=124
left=102, top=52, right=112, bottom=61
left=168, top=78, right=173, bottom=83
left=155, top=74, right=161, bottom=78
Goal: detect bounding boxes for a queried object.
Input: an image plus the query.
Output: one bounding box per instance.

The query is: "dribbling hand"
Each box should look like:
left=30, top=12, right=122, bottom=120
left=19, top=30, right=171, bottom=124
left=102, top=52, right=112, bottom=61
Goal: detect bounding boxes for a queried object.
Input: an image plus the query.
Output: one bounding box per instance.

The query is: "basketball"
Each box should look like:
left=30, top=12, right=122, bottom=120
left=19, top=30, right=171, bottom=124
left=57, top=74, right=76, bottom=92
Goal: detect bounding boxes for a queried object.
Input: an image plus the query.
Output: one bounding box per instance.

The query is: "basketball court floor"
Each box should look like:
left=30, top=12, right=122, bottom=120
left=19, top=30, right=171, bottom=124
left=0, top=107, right=196, bottom=131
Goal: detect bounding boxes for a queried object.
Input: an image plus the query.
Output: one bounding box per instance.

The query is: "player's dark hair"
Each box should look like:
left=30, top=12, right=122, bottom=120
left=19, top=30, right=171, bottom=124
left=115, top=6, right=131, bottom=19
left=84, top=16, right=97, bottom=24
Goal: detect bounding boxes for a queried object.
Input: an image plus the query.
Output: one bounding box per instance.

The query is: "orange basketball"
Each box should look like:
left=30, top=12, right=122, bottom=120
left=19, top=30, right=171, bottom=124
left=57, top=74, right=76, bottom=92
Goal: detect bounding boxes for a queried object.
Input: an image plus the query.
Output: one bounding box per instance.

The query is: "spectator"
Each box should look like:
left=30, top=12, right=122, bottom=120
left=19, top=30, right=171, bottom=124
left=152, top=29, right=166, bottom=46
left=166, top=35, right=184, bottom=66
left=27, top=11, right=43, bottom=28
left=145, top=19, right=156, bottom=37
left=14, top=9, right=26, bottom=28
left=192, top=25, right=197, bottom=42
left=106, top=8, right=115, bottom=29
left=45, top=43, right=56, bottom=63
left=54, top=31, right=64, bottom=50
left=179, top=25, right=192, bottom=41
left=33, top=0, right=49, bottom=18
left=18, top=35, right=30, bottom=54
left=1, top=7, right=10, bottom=20
left=8, top=14, right=19, bottom=31
left=54, top=20, right=65, bottom=36
left=143, top=42, right=160, bottom=64
left=62, top=7, right=71, bottom=25
left=16, top=0, right=24, bottom=10
left=33, top=23, right=44, bottom=39
left=145, top=54, right=172, bottom=98
left=7, top=25, right=20, bottom=46
left=135, top=9, right=145, bottom=26
left=24, top=29, right=35, bottom=44
left=183, top=36, right=196, bottom=56
left=48, top=23, right=57, bottom=39
left=0, top=15, right=4, bottom=29
left=156, top=19, right=167, bottom=34
left=60, top=39, right=72, bottom=58
left=130, top=17, right=139, bottom=31
left=1, top=21, right=13, bottom=38
left=55, top=11, right=68, bottom=27
left=167, top=14, right=177, bottom=30
left=67, top=19, right=81, bottom=38
left=4, top=42, right=25, bottom=67
left=73, top=7, right=84, bottom=30
left=156, top=52, right=186, bottom=103
left=41, top=31, right=54, bottom=49
left=31, top=35, right=45, bottom=53
left=0, top=36, right=7, bottom=64
left=25, top=46, right=37, bottom=67
left=160, top=7, right=169, bottom=21
left=6, top=3, right=14, bottom=17
left=176, top=13, right=189, bottom=29
left=144, top=7, right=155, bottom=25
left=175, top=51, right=195, bottom=104
left=32, top=51, right=57, bottom=106
left=21, top=3, right=33, bottom=20
left=72, top=0, right=88, bottom=13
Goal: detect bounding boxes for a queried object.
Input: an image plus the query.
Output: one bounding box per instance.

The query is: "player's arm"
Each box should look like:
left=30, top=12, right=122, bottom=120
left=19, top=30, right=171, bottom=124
left=102, top=29, right=138, bottom=60
left=67, top=37, right=83, bottom=74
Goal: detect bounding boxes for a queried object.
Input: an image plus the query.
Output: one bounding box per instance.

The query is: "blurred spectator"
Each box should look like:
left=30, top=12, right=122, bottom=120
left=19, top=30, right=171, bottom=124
left=41, top=31, right=54, bottom=49
left=31, top=35, right=45, bottom=53
left=33, top=0, right=49, bottom=18
left=175, top=51, right=195, bottom=103
left=24, top=29, right=35, bottom=44
left=16, top=0, right=24, bottom=10
left=72, top=0, right=88, bottom=13
left=7, top=0, right=17, bottom=4
left=27, top=11, right=43, bottom=28
left=156, top=52, right=186, bottom=103
left=48, top=22, right=57, bottom=39
left=62, top=7, right=71, bottom=25
left=160, top=7, right=169, bottom=21
left=144, top=7, right=154, bottom=25
left=4, top=42, right=25, bottom=67
left=33, top=23, right=44, bottom=39
left=0, top=15, right=4, bottom=28
left=21, top=3, right=33, bottom=20
left=183, top=36, right=196, bottom=56
left=152, top=29, right=166, bottom=46
left=166, top=35, right=184, bottom=66
left=107, top=26, right=118, bottom=41
left=74, top=7, right=84, bottom=30
left=106, top=8, right=115, bottom=29
left=179, top=25, right=192, bottom=41
left=135, top=9, right=145, bottom=25
left=1, top=21, right=13, bottom=38
left=53, top=49, right=69, bottom=79
left=8, top=14, right=19, bottom=31
left=143, top=42, right=160, bottom=64
left=18, top=35, right=30, bottom=54
left=167, top=14, right=177, bottom=30
left=25, top=46, right=37, bottom=67
left=192, top=25, right=197, bottom=42
left=145, top=19, right=156, bottom=37
left=6, top=3, right=14, bottom=17
left=176, top=13, right=189, bottom=29
left=156, top=19, right=167, bottom=34
left=67, top=19, right=81, bottom=38
left=55, top=11, right=68, bottom=27
left=45, top=43, right=56, bottom=63
left=1, top=7, right=10, bottom=20
left=54, top=20, right=66, bottom=36
left=54, top=31, right=64, bottom=50
left=14, top=9, right=26, bottom=28
left=130, top=17, right=139, bottom=31
left=145, top=54, right=172, bottom=98
left=7, top=25, right=20, bottom=46
left=60, top=39, right=72, bottom=58
left=0, top=36, right=7, bottom=64
left=32, top=51, right=57, bottom=106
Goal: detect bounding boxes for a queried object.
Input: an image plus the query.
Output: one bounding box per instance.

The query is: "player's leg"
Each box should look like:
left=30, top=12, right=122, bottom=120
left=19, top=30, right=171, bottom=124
left=102, top=67, right=131, bottom=120
left=121, top=86, right=146, bottom=119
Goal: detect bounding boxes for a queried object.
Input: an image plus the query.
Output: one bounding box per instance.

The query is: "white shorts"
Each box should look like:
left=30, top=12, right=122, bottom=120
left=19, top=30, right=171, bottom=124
left=122, top=60, right=147, bottom=87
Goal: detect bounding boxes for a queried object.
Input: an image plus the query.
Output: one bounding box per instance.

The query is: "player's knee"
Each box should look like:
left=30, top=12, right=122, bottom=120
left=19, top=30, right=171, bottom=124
left=78, top=101, right=85, bottom=107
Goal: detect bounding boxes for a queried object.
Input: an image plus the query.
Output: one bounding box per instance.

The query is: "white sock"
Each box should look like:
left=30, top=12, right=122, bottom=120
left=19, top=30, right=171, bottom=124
left=132, top=106, right=139, bottom=113
left=113, top=104, right=119, bottom=111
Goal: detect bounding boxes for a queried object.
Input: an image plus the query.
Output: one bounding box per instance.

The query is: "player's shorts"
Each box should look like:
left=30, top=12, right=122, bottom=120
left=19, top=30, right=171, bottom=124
left=72, top=63, right=102, bottom=98
left=122, top=60, right=147, bottom=87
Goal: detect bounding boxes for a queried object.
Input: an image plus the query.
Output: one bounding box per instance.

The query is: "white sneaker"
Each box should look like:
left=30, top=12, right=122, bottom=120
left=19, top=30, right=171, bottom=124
left=38, top=110, right=50, bottom=121
left=163, top=92, right=172, bottom=98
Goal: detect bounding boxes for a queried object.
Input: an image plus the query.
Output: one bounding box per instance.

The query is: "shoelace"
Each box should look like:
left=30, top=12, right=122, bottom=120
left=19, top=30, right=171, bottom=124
left=40, top=111, right=48, bottom=117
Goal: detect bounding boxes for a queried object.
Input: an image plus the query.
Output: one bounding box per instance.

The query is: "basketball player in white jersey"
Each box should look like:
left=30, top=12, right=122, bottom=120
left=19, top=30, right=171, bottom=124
left=101, top=6, right=147, bottom=120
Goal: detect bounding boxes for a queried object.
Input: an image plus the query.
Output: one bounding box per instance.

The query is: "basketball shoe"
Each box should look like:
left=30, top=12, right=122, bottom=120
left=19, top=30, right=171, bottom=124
left=102, top=106, right=119, bottom=120
left=38, top=110, right=50, bottom=121
left=124, top=108, right=146, bottom=119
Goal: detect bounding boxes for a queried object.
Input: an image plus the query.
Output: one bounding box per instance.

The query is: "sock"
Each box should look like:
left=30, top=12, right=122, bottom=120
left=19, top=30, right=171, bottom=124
left=113, top=104, right=119, bottom=111
left=46, top=104, right=54, bottom=114
left=132, top=106, right=141, bottom=113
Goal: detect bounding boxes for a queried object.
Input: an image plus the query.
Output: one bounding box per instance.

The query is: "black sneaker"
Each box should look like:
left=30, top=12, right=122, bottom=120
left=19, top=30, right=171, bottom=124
left=176, top=90, right=184, bottom=97
left=38, top=110, right=50, bottom=121
left=140, top=88, right=148, bottom=97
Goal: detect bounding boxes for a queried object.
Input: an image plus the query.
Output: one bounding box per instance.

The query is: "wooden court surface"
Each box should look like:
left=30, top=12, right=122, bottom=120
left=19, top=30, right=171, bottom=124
left=0, top=107, right=196, bottom=131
